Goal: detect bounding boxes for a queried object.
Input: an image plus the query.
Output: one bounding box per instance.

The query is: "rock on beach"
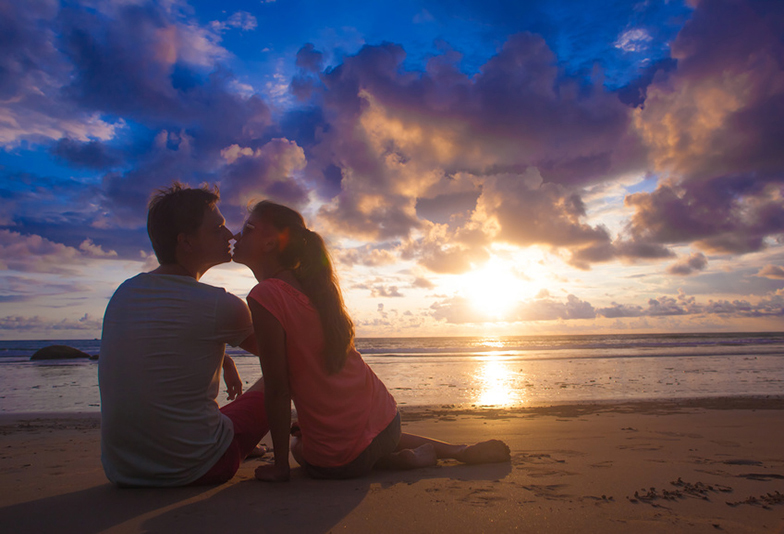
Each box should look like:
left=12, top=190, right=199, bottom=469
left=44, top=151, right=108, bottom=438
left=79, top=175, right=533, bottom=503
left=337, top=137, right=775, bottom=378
left=30, top=345, right=92, bottom=361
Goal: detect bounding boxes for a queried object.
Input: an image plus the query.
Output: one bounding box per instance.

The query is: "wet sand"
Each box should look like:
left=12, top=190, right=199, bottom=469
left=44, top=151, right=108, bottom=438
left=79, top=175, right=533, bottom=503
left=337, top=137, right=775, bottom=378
left=1, top=398, right=783, bottom=533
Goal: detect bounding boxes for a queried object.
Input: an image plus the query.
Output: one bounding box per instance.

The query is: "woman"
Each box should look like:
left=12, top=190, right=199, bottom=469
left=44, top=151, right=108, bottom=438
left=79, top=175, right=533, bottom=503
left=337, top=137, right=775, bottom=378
left=233, top=200, right=510, bottom=481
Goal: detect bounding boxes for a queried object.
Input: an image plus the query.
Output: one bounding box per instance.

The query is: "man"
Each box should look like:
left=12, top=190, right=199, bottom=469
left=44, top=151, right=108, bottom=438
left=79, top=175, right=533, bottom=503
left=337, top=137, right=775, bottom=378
left=99, top=182, right=268, bottom=487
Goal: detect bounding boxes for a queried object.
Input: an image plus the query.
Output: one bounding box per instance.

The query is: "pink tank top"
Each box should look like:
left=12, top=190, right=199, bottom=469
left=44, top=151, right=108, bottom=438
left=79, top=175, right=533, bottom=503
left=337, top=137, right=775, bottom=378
left=248, top=278, right=398, bottom=467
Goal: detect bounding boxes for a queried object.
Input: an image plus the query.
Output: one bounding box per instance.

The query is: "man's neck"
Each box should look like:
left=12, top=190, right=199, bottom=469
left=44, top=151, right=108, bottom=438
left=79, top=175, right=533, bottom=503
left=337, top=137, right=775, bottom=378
left=150, top=263, right=201, bottom=280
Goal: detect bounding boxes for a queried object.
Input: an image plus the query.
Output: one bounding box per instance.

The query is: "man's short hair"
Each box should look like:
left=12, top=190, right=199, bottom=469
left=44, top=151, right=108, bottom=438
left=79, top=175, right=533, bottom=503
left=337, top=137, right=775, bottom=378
left=147, top=182, right=220, bottom=265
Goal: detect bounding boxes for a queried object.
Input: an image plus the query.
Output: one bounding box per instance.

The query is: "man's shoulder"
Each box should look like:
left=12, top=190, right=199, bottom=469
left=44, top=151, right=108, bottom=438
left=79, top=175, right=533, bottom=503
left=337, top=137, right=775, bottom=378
left=120, top=273, right=225, bottom=293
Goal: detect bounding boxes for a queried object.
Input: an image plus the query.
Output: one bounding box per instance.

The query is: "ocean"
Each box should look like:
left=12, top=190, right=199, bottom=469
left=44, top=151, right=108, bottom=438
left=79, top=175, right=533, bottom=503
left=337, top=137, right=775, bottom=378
left=1, top=332, right=783, bottom=414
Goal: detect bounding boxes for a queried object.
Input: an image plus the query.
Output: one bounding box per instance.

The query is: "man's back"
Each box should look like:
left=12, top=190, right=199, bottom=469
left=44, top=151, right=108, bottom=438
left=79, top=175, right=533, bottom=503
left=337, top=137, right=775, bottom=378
left=99, top=273, right=252, bottom=486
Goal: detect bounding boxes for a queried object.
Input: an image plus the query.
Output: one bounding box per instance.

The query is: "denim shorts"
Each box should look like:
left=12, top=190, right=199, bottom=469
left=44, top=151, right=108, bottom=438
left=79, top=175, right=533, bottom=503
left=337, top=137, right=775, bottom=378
left=301, top=411, right=401, bottom=480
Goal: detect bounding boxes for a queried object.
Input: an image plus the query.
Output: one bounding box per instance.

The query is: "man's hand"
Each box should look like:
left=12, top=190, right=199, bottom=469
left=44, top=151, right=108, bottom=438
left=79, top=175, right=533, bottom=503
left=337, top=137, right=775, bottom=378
left=222, top=355, right=243, bottom=401
left=254, top=463, right=290, bottom=482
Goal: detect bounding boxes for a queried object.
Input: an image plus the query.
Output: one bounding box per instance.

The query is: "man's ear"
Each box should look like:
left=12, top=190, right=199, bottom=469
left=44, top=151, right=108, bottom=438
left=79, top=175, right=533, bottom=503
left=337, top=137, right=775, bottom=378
left=177, top=232, right=193, bottom=252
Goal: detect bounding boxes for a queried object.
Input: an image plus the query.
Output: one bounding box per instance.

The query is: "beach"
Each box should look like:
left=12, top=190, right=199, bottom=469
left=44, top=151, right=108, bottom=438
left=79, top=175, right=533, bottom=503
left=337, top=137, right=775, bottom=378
left=2, top=398, right=783, bottom=533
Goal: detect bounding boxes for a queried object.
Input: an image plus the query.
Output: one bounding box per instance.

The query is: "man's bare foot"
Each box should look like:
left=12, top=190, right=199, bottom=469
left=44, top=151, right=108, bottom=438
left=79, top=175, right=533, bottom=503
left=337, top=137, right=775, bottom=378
left=454, top=440, right=511, bottom=464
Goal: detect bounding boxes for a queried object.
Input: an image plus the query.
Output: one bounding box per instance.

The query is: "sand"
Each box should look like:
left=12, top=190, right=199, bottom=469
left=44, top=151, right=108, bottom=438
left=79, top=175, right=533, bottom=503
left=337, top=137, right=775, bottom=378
left=1, top=398, right=783, bottom=533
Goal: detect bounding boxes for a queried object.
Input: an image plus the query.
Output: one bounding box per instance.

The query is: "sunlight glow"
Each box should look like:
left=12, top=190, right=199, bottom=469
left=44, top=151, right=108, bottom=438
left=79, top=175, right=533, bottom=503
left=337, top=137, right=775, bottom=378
left=463, top=258, right=531, bottom=321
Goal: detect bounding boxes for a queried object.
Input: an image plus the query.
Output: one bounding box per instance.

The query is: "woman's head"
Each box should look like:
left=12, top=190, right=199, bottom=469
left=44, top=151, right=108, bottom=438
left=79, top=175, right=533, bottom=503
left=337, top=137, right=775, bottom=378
left=248, top=201, right=318, bottom=270
left=241, top=200, right=355, bottom=374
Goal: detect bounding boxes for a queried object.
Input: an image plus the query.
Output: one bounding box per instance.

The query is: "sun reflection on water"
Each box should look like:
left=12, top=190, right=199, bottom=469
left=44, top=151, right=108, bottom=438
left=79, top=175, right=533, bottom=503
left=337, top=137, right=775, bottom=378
left=473, top=353, right=526, bottom=407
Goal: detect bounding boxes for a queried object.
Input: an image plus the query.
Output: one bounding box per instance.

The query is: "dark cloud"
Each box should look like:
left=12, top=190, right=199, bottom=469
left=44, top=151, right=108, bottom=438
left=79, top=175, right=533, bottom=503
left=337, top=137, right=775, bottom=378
left=595, top=302, right=644, bottom=319
left=218, top=138, right=308, bottom=208
left=515, top=294, right=596, bottom=321
left=626, top=0, right=784, bottom=256
left=295, top=43, right=324, bottom=73
left=667, top=252, right=708, bottom=276
left=624, top=175, right=784, bottom=255
left=2, top=0, right=782, bottom=288
left=295, top=32, right=643, bottom=253
left=51, top=138, right=120, bottom=169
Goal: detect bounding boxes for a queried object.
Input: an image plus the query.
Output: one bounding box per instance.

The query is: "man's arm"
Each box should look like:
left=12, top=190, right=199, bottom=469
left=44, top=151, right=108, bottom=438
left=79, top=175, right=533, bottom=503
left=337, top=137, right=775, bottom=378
left=222, top=355, right=243, bottom=401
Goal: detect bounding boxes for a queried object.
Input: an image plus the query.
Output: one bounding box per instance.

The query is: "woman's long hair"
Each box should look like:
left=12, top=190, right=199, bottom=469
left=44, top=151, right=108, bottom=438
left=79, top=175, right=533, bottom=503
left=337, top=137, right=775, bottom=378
left=250, top=201, right=354, bottom=374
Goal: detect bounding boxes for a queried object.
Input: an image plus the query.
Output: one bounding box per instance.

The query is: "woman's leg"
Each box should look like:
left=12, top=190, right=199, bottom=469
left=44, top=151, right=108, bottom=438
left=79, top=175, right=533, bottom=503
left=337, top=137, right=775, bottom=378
left=376, top=433, right=510, bottom=470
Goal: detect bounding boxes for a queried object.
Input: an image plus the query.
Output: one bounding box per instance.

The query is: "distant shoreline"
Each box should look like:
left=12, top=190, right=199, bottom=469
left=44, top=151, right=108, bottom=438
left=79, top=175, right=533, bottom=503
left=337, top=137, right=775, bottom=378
left=4, top=394, right=784, bottom=427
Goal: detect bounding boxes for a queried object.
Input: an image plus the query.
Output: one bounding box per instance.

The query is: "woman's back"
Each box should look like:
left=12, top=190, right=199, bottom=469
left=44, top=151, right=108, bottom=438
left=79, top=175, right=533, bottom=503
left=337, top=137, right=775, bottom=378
left=248, top=278, right=397, bottom=467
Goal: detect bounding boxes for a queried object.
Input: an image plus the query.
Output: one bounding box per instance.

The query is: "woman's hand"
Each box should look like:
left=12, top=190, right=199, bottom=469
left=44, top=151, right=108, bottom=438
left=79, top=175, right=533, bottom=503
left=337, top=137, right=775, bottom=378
left=254, top=463, right=290, bottom=482
left=222, top=355, right=243, bottom=401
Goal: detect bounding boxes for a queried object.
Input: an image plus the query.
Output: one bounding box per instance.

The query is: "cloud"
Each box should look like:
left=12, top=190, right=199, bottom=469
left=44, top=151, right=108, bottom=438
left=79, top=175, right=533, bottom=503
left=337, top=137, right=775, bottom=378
left=294, top=32, right=642, bottom=254
left=219, top=138, right=308, bottom=207
left=667, top=252, right=708, bottom=276
left=210, top=12, right=258, bottom=33
left=430, top=286, right=784, bottom=324
left=430, top=292, right=596, bottom=324
left=615, top=28, right=653, bottom=52
left=515, top=294, right=596, bottom=321
left=79, top=238, right=118, bottom=258
left=3, top=0, right=783, bottom=304
left=0, top=313, right=101, bottom=333
left=335, top=245, right=397, bottom=267
left=625, top=0, right=784, bottom=255
left=50, top=138, right=122, bottom=169
left=411, top=276, right=436, bottom=290
left=0, top=275, right=95, bottom=302
left=0, top=229, right=117, bottom=273
left=370, top=285, right=403, bottom=298
left=0, top=1, right=121, bottom=146
left=758, top=264, right=784, bottom=279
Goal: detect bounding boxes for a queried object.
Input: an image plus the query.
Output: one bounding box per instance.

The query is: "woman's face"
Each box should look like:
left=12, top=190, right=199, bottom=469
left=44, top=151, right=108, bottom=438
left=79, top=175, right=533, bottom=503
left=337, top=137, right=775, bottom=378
left=232, top=215, right=278, bottom=266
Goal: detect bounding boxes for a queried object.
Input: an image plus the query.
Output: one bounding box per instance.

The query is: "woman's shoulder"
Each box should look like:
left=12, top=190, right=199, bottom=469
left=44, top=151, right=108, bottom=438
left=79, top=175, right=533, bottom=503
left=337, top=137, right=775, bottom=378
left=250, top=278, right=312, bottom=308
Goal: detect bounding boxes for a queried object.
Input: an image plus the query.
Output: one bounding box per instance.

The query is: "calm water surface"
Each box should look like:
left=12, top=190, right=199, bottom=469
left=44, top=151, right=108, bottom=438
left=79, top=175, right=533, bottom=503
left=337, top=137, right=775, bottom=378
left=1, top=333, right=782, bottom=413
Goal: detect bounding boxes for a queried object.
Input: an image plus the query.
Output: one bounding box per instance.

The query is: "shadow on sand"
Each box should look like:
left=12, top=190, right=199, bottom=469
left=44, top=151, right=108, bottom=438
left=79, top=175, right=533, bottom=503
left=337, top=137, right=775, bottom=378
left=143, top=461, right=513, bottom=534
left=0, top=461, right=512, bottom=534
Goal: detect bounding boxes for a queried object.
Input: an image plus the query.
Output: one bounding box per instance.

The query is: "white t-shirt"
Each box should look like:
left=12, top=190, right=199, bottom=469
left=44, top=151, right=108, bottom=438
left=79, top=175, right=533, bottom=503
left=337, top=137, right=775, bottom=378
left=98, top=273, right=253, bottom=487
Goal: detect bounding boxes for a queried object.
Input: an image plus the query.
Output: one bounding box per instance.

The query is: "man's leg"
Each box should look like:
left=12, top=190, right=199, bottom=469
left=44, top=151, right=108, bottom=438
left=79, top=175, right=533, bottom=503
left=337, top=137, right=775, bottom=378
left=191, top=378, right=268, bottom=485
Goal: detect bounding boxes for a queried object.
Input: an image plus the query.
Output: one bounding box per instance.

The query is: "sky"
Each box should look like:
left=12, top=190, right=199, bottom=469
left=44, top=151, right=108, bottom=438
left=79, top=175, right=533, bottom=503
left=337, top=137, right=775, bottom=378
left=1, top=0, right=783, bottom=340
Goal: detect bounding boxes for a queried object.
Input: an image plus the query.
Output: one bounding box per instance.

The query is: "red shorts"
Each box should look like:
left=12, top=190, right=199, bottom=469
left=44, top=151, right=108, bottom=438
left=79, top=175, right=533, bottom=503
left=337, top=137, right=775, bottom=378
left=191, top=391, right=268, bottom=485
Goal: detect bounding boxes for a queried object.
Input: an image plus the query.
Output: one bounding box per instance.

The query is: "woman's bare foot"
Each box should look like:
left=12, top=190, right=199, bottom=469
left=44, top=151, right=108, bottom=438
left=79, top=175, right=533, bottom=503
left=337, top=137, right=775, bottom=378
left=454, top=440, right=511, bottom=464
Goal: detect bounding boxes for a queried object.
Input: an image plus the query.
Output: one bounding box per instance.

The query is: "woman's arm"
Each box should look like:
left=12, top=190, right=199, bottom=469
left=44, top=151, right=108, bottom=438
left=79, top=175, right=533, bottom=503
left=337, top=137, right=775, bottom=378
left=248, top=298, right=292, bottom=482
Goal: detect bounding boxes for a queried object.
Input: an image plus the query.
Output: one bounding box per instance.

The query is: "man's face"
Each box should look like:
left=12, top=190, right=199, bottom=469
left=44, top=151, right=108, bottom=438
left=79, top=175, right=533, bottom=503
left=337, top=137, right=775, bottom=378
left=188, top=204, right=234, bottom=270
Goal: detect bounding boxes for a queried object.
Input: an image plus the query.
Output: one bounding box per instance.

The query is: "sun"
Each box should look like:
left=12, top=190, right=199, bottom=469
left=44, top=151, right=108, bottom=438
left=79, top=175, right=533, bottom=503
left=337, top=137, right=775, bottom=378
left=463, top=258, right=532, bottom=321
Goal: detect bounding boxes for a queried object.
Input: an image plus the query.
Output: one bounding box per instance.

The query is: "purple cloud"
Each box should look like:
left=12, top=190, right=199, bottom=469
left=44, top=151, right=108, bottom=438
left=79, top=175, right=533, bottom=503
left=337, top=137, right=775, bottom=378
left=667, top=252, right=708, bottom=276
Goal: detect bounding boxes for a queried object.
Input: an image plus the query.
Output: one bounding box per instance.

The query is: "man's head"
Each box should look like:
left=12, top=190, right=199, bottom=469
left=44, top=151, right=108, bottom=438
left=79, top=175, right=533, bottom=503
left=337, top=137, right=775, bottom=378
left=147, top=182, right=230, bottom=270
